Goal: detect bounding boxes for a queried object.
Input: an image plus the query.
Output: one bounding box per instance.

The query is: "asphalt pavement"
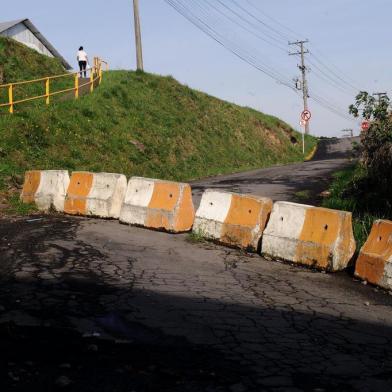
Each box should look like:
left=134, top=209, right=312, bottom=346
left=3, top=136, right=392, bottom=392
left=191, top=137, right=358, bottom=207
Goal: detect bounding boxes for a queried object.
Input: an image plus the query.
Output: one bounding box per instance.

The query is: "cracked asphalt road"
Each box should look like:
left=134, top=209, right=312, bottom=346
left=191, top=137, right=358, bottom=206
left=2, top=136, right=392, bottom=391
left=1, top=214, right=392, bottom=391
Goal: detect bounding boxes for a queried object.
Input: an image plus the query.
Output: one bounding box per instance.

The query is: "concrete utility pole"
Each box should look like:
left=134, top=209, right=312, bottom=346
left=132, top=0, right=144, bottom=71
left=373, top=92, right=387, bottom=104
left=289, top=40, right=310, bottom=135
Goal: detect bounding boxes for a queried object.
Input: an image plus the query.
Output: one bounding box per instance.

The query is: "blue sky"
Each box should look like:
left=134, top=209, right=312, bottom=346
left=3, top=1, right=391, bottom=136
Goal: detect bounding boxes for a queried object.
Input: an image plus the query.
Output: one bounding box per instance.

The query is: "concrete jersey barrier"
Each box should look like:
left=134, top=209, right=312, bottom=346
left=354, top=220, right=392, bottom=289
left=193, top=189, right=273, bottom=250
left=261, top=201, right=356, bottom=271
left=64, top=172, right=127, bottom=218
left=21, top=170, right=70, bottom=212
left=119, top=177, right=195, bottom=233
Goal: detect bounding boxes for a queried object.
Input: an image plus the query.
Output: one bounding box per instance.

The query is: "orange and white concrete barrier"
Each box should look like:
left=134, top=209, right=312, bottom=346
left=64, top=172, right=127, bottom=218
left=119, top=177, right=195, bottom=233
left=20, top=170, right=70, bottom=212
left=193, top=190, right=273, bottom=250
left=354, top=220, right=392, bottom=289
left=261, top=201, right=356, bottom=271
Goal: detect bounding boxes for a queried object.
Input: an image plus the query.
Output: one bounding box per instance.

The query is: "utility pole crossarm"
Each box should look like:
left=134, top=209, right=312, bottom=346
left=373, top=92, right=388, bottom=104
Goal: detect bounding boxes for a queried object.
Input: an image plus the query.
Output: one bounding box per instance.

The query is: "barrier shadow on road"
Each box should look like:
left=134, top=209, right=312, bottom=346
left=1, top=216, right=392, bottom=391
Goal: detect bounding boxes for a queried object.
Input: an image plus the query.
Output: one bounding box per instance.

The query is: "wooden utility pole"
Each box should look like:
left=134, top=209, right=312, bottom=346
left=132, top=0, right=144, bottom=71
left=289, top=40, right=310, bottom=135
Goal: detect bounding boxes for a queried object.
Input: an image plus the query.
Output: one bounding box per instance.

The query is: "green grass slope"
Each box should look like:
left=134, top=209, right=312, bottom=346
left=0, top=36, right=68, bottom=106
left=0, top=39, right=316, bottom=213
left=0, top=36, right=65, bottom=83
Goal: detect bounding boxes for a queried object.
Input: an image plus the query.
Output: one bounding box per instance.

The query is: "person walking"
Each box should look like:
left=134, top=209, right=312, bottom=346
left=77, top=46, right=88, bottom=78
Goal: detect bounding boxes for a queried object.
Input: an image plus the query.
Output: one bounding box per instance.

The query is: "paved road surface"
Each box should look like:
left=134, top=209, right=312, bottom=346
left=2, top=136, right=392, bottom=392
left=1, top=216, right=392, bottom=391
left=191, top=137, right=358, bottom=207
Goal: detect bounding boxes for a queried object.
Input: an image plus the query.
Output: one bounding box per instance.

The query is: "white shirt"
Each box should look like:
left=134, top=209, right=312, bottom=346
left=77, top=50, right=88, bottom=62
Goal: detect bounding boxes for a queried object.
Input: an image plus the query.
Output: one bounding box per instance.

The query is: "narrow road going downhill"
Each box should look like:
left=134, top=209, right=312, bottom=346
left=191, top=137, right=358, bottom=207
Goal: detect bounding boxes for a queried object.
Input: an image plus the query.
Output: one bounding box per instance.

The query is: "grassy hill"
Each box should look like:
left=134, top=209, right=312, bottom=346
left=0, top=36, right=65, bottom=83
left=0, top=37, right=316, bottom=213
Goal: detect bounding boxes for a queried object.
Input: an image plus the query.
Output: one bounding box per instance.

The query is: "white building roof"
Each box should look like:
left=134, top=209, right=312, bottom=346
left=0, top=18, right=71, bottom=70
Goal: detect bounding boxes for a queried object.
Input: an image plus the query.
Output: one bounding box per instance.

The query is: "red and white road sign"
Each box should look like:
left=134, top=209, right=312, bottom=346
left=300, top=120, right=307, bottom=127
left=301, top=110, right=312, bottom=122
left=361, top=120, right=370, bottom=131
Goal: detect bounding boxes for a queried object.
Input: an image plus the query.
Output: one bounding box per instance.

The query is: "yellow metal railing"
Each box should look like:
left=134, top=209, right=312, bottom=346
left=0, top=57, right=109, bottom=114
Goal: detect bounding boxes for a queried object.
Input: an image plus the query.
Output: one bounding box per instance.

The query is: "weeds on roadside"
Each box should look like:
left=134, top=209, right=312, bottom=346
left=322, top=165, right=387, bottom=250
left=187, top=229, right=208, bottom=244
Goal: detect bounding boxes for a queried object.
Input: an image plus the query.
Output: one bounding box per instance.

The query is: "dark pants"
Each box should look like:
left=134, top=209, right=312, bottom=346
left=79, top=61, right=87, bottom=78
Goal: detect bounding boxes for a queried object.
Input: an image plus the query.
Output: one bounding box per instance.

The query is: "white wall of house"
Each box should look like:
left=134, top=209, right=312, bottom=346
left=1, top=23, right=54, bottom=58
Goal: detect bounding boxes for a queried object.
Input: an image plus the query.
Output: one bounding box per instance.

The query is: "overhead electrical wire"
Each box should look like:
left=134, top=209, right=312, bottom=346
left=164, top=0, right=297, bottom=90
left=229, top=0, right=293, bottom=43
left=212, top=0, right=289, bottom=50
left=309, top=52, right=362, bottom=93
left=306, top=60, right=357, bottom=96
left=244, top=0, right=300, bottom=41
left=164, top=0, right=357, bottom=123
left=244, top=0, right=364, bottom=93
left=309, top=92, right=355, bottom=122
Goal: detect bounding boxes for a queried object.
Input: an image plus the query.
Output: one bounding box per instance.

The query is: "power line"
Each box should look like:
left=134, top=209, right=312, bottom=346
left=196, top=0, right=361, bottom=99
left=289, top=40, right=310, bottom=134
left=310, top=48, right=364, bottom=91
left=243, top=0, right=364, bottom=94
left=203, top=0, right=289, bottom=52
left=310, top=93, right=355, bottom=122
left=307, top=59, right=356, bottom=96
left=164, top=0, right=296, bottom=89
left=244, top=0, right=299, bottom=41
left=164, top=0, right=357, bottom=124
left=309, top=52, right=361, bottom=93
left=227, top=0, right=292, bottom=43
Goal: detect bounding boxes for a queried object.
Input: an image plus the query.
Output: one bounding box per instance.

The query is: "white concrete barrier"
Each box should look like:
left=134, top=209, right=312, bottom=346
left=120, top=177, right=195, bottom=232
left=193, top=190, right=273, bottom=250
left=64, top=172, right=127, bottom=218
left=261, top=201, right=356, bottom=271
left=21, top=170, right=70, bottom=212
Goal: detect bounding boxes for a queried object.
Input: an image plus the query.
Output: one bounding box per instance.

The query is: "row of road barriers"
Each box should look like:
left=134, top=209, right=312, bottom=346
left=20, top=170, right=392, bottom=289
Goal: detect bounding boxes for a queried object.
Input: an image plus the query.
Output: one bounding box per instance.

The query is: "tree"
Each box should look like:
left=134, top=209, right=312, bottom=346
left=348, top=91, right=392, bottom=211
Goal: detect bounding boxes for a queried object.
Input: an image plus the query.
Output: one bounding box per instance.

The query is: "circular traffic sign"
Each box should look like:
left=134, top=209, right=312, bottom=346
left=301, top=110, right=312, bottom=121
left=361, top=120, right=370, bottom=131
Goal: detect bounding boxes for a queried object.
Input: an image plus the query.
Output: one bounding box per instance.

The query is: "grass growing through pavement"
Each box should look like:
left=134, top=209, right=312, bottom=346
left=294, top=190, right=312, bottom=201
left=322, top=165, right=386, bottom=250
left=5, top=195, right=38, bottom=215
left=186, top=230, right=208, bottom=244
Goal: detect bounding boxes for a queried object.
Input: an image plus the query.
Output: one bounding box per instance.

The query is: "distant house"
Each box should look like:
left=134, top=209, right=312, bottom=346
left=0, top=18, right=71, bottom=70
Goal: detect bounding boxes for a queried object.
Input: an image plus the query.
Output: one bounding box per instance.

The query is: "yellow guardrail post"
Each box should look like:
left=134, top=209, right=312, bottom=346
left=8, top=84, right=14, bottom=114
left=1, top=57, right=107, bottom=111
left=45, top=78, right=50, bottom=105
left=74, top=73, right=79, bottom=99
left=98, top=58, right=103, bottom=85
left=90, top=67, right=94, bottom=93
